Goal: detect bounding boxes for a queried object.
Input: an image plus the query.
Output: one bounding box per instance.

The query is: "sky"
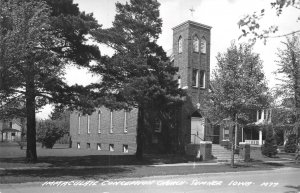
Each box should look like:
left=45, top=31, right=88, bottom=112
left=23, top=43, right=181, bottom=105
left=37, top=0, right=299, bottom=119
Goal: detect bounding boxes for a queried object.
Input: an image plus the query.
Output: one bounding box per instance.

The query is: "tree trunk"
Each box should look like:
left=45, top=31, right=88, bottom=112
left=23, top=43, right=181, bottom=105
left=136, top=106, right=145, bottom=160
left=25, top=70, right=37, bottom=162
left=231, top=114, right=238, bottom=168
left=292, top=47, right=300, bottom=141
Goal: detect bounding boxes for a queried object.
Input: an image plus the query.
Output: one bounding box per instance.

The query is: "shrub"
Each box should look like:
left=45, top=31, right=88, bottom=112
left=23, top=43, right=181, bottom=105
left=261, top=126, right=278, bottom=157
left=37, top=120, right=65, bottom=149
left=284, top=134, right=298, bottom=153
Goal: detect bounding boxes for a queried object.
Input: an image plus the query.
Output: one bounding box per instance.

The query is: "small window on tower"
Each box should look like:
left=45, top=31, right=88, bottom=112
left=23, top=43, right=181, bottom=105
left=178, top=36, right=183, bottom=53
left=193, top=36, right=199, bottom=52
left=192, top=69, right=199, bottom=87
left=200, top=38, right=206, bottom=54
left=200, top=70, right=205, bottom=88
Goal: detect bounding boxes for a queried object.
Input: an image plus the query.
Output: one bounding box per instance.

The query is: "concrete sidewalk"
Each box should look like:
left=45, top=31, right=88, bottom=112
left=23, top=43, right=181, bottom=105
left=0, top=161, right=221, bottom=171
left=1, top=159, right=297, bottom=171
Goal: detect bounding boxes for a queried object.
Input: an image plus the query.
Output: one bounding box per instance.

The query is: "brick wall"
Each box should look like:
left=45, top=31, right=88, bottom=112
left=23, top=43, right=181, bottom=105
left=70, top=107, right=138, bottom=153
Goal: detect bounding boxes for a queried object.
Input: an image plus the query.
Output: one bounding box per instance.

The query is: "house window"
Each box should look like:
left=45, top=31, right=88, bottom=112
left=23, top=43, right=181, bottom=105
left=152, top=134, right=158, bottom=144
left=98, top=110, right=101, bottom=133
left=154, top=119, right=162, bottom=133
left=11, top=133, right=15, bottom=136
left=109, top=144, right=114, bottom=152
left=110, top=111, right=114, bottom=133
left=263, top=109, right=267, bottom=120
left=97, top=143, right=101, bottom=150
left=258, top=110, right=262, bottom=120
left=193, top=36, right=199, bottom=52
left=267, top=109, right=271, bottom=121
left=87, top=143, right=90, bottom=149
left=124, top=111, right=128, bottom=133
left=224, top=127, right=229, bottom=140
left=192, top=69, right=199, bottom=87
left=200, top=38, right=206, bottom=54
left=87, top=115, right=90, bottom=134
left=78, top=114, right=81, bottom=134
left=123, top=145, right=129, bottom=153
left=178, top=36, right=183, bottom=53
left=200, top=70, right=205, bottom=88
left=77, top=142, right=80, bottom=149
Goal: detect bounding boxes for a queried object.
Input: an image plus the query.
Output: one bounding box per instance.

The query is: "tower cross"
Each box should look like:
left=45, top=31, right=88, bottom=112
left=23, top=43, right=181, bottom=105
left=189, top=7, right=195, bottom=18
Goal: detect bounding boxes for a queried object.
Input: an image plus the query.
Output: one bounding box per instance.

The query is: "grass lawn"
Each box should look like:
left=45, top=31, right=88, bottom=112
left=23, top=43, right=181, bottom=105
left=1, top=142, right=299, bottom=184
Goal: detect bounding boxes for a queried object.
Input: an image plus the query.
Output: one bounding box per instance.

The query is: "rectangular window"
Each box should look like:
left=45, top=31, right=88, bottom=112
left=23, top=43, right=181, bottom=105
left=87, top=143, right=90, bottom=149
left=78, top=114, right=81, bottom=134
left=97, top=143, right=101, bottom=150
left=87, top=115, right=90, bottom=134
left=98, top=111, right=101, bottom=133
left=109, top=144, right=114, bottom=152
left=123, top=145, right=128, bottom=153
left=200, top=70, right=205, bottom=88
left=110, top=111, right=114, bottom=133
left=224, top=127, right=229, bottom=140
left=192, top=69, right=198, bottom=87
left=77, top=142, right=80, bottom=149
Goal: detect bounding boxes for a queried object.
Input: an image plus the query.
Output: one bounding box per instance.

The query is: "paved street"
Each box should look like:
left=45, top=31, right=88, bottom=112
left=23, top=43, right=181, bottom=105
left=1, top=167, right=299, bottom=193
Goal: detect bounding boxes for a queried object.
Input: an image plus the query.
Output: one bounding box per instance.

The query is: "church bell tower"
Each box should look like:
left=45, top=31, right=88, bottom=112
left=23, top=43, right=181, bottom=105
left=172, top=20, right=212, bottom=147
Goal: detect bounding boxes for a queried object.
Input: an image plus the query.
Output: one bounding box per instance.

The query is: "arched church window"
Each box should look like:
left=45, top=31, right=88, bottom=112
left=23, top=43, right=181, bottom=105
left=178, top=36, right=183, bottom=53
left=200, top=37, right=206, bottom=54
left=193, top=36, right=199, bottom=52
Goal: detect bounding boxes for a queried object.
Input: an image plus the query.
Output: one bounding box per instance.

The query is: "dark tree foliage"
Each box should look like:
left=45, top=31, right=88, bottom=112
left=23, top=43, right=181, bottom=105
left=91, top=0, right=184, bottom=159
left=284, top=134, right=298, bottom=153
left=0, top=0, right=100, bottom=162
left=37, top=120, right=65, bottom=149
left=262, top=125, right=278, bottom=157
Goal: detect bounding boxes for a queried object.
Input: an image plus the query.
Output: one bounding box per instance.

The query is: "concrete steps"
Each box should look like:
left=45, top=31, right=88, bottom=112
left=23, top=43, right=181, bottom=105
left=212, top=144, right=242, bottom=162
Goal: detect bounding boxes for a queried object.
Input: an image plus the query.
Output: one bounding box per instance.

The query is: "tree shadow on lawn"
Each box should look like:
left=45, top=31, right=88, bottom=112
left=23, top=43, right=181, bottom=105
left=0, top=154, right=196, bottom=168
left=1, top=167, right=135, bottom=183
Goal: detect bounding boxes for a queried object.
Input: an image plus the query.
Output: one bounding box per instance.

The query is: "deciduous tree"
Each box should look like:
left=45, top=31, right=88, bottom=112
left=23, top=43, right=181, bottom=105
left=274, top=35, right=300, bottom=140
left=209, top=42, right=270, bottom=166
left=238, top=0, right=300, bottom=44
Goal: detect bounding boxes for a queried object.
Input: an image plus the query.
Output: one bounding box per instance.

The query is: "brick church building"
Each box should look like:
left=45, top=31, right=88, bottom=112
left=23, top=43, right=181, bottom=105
left=70, top=20, right=213, bottom=154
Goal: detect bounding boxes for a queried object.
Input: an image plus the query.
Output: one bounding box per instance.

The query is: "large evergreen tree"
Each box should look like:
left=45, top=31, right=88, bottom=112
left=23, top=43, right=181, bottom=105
left=210, top=42, right=270, bottom=166
left=91, top=0, right=184, bottom=159
left=0, top=0, right=100, bottom=162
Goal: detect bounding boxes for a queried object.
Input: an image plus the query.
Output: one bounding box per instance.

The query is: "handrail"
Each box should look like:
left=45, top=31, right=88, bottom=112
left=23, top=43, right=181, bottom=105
left=191, top=134, right=204, bottom=144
